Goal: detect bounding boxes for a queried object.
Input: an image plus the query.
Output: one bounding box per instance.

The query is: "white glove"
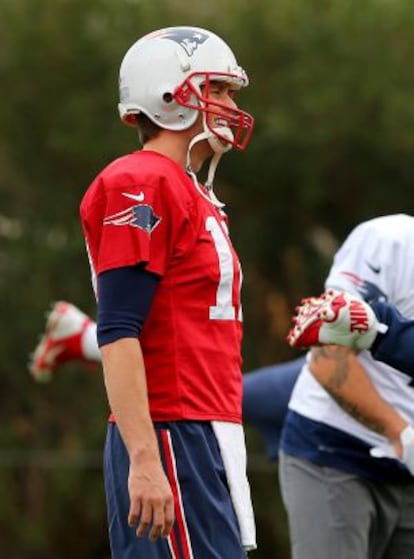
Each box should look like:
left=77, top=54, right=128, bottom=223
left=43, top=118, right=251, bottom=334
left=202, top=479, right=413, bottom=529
left=370, top=424, right=414, bottom=476
left=287, top=289, right=388, bottom=350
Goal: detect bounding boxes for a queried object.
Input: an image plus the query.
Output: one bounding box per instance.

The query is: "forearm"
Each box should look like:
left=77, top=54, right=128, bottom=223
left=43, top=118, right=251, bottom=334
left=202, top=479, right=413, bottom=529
left=100, top=337, right=174, bottom=538
left=371, top=301, right=414, bottom=377
left=309, top=345, right=407, bottom=450
left=100, top=337, right=160, bottom=462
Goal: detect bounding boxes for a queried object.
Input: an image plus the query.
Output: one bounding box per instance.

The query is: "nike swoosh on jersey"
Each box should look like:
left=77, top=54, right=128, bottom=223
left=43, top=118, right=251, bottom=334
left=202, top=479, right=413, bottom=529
left=366, top=261, right=381, bottom=274
left=122, top=191, right=145, bottom=202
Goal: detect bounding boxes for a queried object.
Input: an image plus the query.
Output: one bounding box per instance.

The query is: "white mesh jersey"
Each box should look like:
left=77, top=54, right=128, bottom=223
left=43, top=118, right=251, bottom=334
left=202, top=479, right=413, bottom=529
left=289, top=213, right=414, bottom=448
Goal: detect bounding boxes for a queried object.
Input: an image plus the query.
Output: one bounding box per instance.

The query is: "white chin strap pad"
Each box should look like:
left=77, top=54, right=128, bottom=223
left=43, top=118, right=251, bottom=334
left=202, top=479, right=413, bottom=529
left=185, top=124, right=234, bottom=208
left=208, top=126, right=234, bottom=154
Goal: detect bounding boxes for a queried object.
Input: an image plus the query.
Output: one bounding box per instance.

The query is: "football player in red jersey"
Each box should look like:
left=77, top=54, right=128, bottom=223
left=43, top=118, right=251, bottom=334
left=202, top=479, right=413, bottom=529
left=78, top=26, right=255, bottom=559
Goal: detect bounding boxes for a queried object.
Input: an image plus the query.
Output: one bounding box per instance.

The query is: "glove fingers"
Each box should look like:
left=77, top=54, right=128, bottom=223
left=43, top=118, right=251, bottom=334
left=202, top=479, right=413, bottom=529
left=370, top=445, right=398, bottom=459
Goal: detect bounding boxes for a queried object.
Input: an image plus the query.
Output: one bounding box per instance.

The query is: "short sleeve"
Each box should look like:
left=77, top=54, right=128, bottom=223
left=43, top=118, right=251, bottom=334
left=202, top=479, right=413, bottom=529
left=97, top=175, right=190, bottom=277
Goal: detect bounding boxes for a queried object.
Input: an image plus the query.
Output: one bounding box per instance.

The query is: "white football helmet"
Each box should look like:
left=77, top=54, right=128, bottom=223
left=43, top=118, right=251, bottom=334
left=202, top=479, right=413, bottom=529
left=118, top=26, right=254, bottom=151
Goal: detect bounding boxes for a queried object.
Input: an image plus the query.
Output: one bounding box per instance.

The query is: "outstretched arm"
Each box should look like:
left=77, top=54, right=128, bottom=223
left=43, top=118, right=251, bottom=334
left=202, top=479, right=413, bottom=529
left=242, top=358, right=304, bottom=461
left=288, top=290, right=414, bottom=377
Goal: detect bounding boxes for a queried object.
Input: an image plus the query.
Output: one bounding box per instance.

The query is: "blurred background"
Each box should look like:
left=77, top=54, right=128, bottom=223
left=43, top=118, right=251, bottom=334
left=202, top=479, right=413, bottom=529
left=2, top=0, right=414, bottom=556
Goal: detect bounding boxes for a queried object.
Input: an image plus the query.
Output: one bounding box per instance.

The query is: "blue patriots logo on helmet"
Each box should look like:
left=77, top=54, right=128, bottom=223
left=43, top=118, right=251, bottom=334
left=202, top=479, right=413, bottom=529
left=357, top=280, right=388, bottom=305
left=159, top=28, right=209, bottom=56
left=103, top=204, right=161, bottom=234
left=340, top=271, right=388, bottom=304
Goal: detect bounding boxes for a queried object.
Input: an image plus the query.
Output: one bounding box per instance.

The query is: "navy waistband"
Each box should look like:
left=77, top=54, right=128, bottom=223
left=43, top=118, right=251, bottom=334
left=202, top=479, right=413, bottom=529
left=280, top=410, right=414, bottom=485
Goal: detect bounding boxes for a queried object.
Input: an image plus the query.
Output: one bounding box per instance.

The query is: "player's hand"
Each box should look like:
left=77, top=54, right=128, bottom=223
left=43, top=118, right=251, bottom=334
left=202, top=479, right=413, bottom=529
left=127, top=456, right=175, bottom=541
left=370, top=424, right=414, bottom=476
left=287, top=289, right=388, bottom=350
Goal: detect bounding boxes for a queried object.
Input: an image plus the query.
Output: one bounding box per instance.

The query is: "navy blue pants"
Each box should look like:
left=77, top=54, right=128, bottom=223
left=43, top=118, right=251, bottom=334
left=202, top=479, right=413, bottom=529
left=104, top=421, right=247, bottom=558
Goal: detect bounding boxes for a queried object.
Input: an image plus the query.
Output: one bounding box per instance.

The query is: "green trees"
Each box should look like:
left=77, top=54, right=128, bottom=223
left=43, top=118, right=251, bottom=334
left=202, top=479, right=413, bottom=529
left=2, top=0, right=414, bottom=555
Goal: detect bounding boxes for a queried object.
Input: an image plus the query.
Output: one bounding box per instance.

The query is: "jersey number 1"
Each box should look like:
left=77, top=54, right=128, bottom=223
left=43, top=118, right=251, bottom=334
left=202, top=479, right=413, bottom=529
left=206, top=216, right=242, bottom=321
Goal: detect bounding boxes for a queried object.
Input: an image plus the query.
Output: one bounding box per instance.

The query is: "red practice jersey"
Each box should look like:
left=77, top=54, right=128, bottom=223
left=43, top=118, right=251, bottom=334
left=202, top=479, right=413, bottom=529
left=80, top=151, right=243, bottom=422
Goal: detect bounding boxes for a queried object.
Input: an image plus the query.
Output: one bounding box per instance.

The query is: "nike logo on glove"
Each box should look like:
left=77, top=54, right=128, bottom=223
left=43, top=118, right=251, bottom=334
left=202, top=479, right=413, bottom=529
left=122, top=191, right=145, bottom=202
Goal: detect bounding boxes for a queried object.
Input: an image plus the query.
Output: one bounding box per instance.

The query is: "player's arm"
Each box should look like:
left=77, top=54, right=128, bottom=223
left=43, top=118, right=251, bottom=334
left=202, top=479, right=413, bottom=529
left=289, top=292, right=414, bottom=473
left=242, top=358, right=304, bottom=461
left=370, top=300, right=414, bottom=377
left=98, top=266, right=174, bottom=541
left=288, top=290, right=414, bottom=377
left=309, top=345, right=407, bottom=456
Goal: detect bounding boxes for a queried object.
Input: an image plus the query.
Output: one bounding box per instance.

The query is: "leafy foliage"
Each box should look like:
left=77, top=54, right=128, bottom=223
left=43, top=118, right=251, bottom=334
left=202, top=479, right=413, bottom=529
left=2, top=0, right=414, bottom=556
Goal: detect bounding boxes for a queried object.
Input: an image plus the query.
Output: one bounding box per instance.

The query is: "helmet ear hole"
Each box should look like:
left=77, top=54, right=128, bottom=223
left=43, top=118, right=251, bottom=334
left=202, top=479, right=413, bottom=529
left=163, top=92, right=174, bottom=104
left=123, top=113, right=139, bottom=127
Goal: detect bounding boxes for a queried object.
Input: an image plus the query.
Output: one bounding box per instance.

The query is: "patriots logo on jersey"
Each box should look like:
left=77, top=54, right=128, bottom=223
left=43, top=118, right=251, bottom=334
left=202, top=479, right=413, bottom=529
left=103, top=204, right=161, bottom=234
left=340, top=271, right=388, bottom=304
left=157, top=28, right=209, bottom=57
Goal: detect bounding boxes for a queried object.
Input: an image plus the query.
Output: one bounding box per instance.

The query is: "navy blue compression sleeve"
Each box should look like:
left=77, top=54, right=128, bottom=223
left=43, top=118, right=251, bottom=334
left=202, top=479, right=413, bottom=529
left=371, top=301, right=414, bottom=377
left=242, top=357, right=304, bottom=461
left=97, top=266, right=160, bottom=347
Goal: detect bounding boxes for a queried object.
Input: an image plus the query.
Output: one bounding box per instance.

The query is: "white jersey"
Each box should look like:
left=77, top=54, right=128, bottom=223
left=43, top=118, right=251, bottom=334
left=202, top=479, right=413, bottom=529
left=289, top=213, right=414, bottom=448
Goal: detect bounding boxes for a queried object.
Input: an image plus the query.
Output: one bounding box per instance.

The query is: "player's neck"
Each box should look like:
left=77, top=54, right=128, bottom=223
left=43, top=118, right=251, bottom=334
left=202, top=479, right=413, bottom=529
left=142, top=131, right=212, bottom=173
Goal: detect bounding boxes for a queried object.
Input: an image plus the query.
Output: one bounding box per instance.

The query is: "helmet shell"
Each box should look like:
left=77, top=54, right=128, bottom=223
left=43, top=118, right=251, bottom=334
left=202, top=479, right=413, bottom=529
left=118, top=26, right=249, bottom=131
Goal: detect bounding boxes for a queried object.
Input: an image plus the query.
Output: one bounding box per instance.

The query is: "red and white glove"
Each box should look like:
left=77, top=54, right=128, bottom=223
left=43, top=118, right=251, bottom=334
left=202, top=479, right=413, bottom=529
left=287, top=289, right=388, bottom=350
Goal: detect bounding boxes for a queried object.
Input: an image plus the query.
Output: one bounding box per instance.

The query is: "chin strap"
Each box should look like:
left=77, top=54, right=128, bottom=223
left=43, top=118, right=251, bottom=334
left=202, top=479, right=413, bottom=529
left=186, top=121, right=234, bottom=209
left=186, top=131, right=225, bottom=208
